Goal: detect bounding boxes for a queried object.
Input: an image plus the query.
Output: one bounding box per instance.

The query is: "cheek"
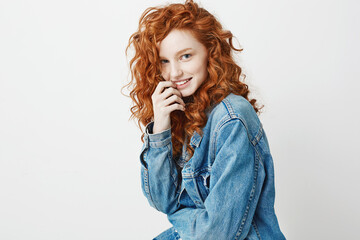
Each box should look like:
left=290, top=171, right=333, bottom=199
left=193, top=61, right=208, bottom=79
left=186, top=61, right=206, bottom=75
left=160, top=68, right=170, bottom=81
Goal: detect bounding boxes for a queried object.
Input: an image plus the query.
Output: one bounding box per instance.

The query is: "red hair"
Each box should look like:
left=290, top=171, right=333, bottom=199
left=124, top=0, right=262, bottom=160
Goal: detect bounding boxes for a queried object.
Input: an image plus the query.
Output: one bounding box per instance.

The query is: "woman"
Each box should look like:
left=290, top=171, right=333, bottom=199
left=125, top=1, right=286, bottom=239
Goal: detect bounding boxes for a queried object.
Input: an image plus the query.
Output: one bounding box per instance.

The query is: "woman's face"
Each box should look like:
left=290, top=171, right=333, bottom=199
left=158, top=29, right=208, bottom=97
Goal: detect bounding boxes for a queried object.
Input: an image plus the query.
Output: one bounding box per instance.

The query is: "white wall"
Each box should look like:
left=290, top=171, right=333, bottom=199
left=0, top=0, right=359, bottom=239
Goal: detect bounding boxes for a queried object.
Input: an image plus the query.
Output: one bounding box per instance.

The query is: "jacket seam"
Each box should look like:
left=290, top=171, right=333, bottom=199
left=234, top=144, right=260, bottom=240
left=252, top=219, right=262, bottom=240
left=221, top=99, right=254, bottom=143
left=142, top=142, right=176, bottom=211
left=143, top=166, right=159, bottom=211
left=211, top=116, right=260, bottom=240
left=182, top=166, right=212, bottom=178
left=167, top=144, right=179, bottom=189
left=211, top=114, right=232, bottom=161
left=252, top=124, right=263, bottom=146
left=222, top=98, right=265, bottom=147
left=148, top=136, right=172, bottom=148
left=221, top=101, right=232, bottom=116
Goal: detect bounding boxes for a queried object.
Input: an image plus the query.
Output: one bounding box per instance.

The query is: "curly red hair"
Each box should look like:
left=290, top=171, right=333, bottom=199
left=124, top=0, right=262, bottom=160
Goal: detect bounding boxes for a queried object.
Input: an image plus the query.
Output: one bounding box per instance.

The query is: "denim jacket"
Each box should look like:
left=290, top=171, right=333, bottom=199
left=140, top=93, right=286, bottom=240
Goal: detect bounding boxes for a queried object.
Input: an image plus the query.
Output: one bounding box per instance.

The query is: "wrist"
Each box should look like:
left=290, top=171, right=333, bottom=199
left=153, top=120, right=170, bottom=134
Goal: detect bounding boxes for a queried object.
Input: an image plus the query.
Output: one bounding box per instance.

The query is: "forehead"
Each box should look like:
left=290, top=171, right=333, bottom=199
left=158, top=29, right=204, bottom=57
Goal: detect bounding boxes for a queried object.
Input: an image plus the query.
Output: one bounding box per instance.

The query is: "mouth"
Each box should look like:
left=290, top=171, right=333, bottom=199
left=174, top=77, right=192, bottom=86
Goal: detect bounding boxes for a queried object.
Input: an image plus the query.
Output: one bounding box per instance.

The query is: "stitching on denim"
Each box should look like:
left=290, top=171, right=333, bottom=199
left=222, top=101, right=232, bottom=116
left=181, top=166, right=211, bottom=178
left=213, top=117, right=251, bottom=164
left=212, top=114, right=232, bottom=161
left=222, top=98, right=265, bottom=148
left=211, top=115, right=260, bottom=240
left=254, top=132, right=265, bottom=169
left=222, top=99, right=255, bottom=143
left=167, top=144, right=178, bottom=189
left=149, top=136, right=172, bottom=148
left=252, top=220, right=262, bottom=240
left=222, top=98, right=236, bottom=117
left=143, top=167, right=159, bottom=211
left=234, top=145, right=260, bottom=240
left=252, top=124, right=263, bottom=146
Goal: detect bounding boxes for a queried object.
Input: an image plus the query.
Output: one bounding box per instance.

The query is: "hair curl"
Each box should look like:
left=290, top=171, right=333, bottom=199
left=123, top=0, right=262, bottom=161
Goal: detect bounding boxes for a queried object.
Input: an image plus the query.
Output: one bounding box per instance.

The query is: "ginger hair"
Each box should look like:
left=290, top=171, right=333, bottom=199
left=124, top=0, right=262, bottom=161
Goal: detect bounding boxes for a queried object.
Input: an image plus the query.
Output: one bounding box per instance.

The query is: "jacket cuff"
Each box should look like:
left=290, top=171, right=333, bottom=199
left=145, top=121, right=172, bottom=148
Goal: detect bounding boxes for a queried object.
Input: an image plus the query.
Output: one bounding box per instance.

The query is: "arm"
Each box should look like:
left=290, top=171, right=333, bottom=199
left=139, top=80, right=185, bottom=213
left=167, top=118, right=265, bottom=240
left=140, top=121, right=181, bottom=214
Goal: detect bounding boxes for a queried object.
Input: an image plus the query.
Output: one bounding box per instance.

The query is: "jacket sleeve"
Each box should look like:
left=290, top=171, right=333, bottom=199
left=139, top=121, right=181, bottom=214
left=167, top=118, right=266, bottom=240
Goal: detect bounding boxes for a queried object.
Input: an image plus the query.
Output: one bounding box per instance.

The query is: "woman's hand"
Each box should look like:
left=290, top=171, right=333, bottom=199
left=151, top=81, right=186, bottom=134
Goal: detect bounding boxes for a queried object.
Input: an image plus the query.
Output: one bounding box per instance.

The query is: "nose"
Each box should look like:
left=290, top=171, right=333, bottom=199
left=169, top=62, right=183, bottom=80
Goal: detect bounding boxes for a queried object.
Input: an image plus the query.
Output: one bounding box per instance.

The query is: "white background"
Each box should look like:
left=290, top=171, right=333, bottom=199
left=1, top=0, right=359, bottom=239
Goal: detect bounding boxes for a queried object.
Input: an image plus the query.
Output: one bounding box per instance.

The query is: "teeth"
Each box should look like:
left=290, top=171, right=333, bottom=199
left=175, top=78, right=191, bottom=85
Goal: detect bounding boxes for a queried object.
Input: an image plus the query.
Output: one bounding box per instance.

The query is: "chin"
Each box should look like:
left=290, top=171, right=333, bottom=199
left=179, top=90, right=193, bottom=98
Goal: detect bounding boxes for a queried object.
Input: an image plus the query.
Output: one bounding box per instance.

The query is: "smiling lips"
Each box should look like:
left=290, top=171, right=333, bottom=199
left=174, top=77, right=192, bottom=86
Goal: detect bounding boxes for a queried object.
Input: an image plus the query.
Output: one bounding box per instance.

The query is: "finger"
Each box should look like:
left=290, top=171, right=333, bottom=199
left=153, top=81, right=176, bottom=96
left=165, top=102, right=185, bottom=114
left=163, top=94, right=186, bottom=107
left=162, top=87, right=183, bottom=101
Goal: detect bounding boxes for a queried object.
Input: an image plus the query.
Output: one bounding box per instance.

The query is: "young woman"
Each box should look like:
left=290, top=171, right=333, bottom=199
left=125, top=1, right=286, bottom=239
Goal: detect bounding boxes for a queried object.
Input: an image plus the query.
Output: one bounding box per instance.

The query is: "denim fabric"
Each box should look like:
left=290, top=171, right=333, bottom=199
left=153, top=227, right=182, bottom=240
left=140, top=93, right=286, bottom=240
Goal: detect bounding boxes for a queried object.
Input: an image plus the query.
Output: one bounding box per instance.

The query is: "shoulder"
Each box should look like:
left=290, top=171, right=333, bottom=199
left=207, top=93, right=262, bottom=139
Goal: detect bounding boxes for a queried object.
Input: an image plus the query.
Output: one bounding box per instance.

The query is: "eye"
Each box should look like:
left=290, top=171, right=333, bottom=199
left=160, top=59, right=169, bottom=64
left=181, top=54, right=191, bottom=60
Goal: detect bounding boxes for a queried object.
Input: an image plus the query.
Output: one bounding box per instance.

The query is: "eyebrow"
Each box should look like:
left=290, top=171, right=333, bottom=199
left=160, top=48, right=193, bottom=59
